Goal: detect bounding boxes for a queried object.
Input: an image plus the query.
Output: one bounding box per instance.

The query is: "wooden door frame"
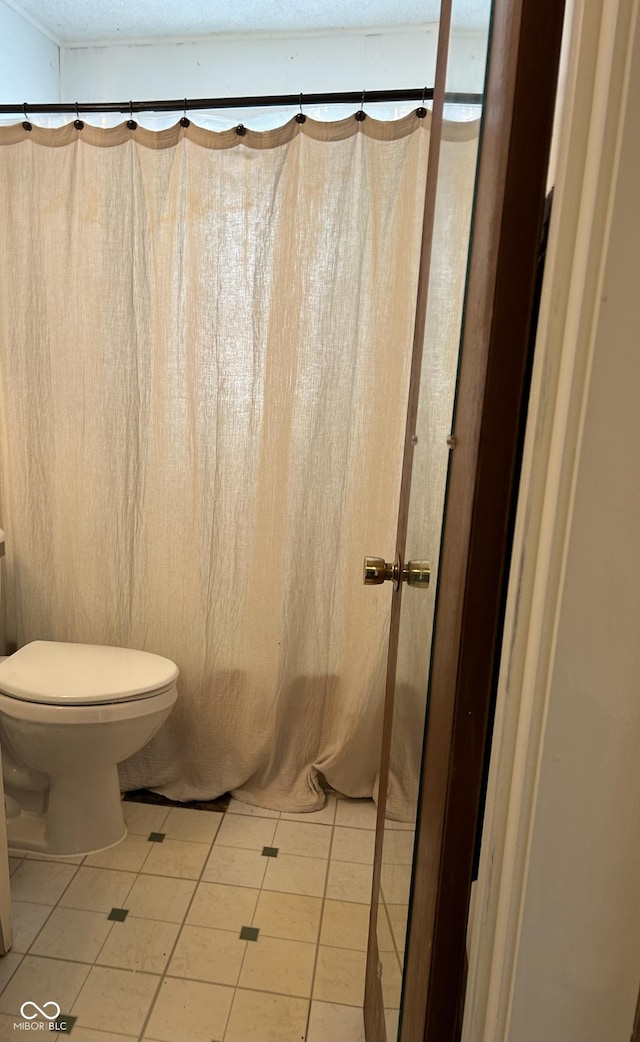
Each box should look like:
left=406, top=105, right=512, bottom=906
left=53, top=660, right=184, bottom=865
left=463, top=1, right=640, bottom=1035
left=390, top=0, right=567, bottom=1039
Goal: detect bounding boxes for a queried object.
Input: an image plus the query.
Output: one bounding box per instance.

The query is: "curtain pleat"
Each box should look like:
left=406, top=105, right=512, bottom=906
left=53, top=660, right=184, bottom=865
left=0, top=114, right=478, bottom=811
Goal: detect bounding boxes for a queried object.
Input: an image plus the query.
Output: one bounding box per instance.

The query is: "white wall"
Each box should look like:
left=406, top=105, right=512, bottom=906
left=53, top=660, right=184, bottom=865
left=0, top=1, right=59, bottom=103
left=60, top=28, right=487, bottom=109
left=506, top=5, right=640, bottom=1038
left=0, top=6, right=487, bottom=122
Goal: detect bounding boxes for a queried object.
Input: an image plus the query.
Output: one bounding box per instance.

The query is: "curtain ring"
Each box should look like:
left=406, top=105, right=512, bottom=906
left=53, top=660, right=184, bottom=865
left=417, top=86, right=428, bottom=119
left=296, top=92, right=306, bottom=124
left=236, top=123, right=246, bottom=136
left=127, top=100, right=137, bottom=130
left=180, top=97, right=190, bottom=128
left=355, top=89, right=366, bottom=122
left=22, top=102, right=32, bottom=132
left=74, top=101, right=84, bottom=130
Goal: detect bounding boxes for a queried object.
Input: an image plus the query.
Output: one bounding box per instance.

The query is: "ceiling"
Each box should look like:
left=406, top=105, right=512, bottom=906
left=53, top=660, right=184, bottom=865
left=7, top=0, right=489, bottom=44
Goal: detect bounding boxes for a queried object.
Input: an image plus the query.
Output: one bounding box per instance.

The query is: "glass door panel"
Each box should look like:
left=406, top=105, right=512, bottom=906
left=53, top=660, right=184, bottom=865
left=377, top=3, right=493, bottom=1036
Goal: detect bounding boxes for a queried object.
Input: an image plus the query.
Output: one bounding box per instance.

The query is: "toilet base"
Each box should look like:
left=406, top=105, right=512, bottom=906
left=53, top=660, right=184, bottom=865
left=6, top=765, right=127, bottom=856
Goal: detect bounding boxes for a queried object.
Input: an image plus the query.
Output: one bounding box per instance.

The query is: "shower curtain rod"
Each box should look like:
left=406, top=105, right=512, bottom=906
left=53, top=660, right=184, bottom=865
left=0, top=88, right=483, bottom=116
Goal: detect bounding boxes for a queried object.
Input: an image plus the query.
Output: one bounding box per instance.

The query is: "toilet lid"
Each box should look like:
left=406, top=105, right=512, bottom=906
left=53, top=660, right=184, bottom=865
left=0, top=641, right=179, bottom=705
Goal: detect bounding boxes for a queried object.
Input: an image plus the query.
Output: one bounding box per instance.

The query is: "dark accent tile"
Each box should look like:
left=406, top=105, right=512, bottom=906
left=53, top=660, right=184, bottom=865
left=57, top=1015, right=77, bottom=1034
left=107, top=908, right=129, bottom=922
left=122, top=788, right=231, bottom=812
left=262, top=846, right=279, bottom=858
left=239, top=926, right=259, bottom=941
left=148, top=832, right=166, bottom=843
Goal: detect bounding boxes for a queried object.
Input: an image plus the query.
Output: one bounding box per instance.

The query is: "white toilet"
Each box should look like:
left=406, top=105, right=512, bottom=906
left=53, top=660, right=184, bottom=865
left=0, top=531, right=178, bottom=856
left=0, top=641, right=178, bottom=856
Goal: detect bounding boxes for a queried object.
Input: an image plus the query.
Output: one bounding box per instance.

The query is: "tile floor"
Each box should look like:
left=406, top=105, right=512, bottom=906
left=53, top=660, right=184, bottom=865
left=0, top=794, right=408, bottom=1042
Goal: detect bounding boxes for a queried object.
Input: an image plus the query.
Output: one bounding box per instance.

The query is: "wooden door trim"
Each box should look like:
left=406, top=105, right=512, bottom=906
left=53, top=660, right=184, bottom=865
left=464, top=2, right=640, bottom=1033
left=399, top=0, right=566, bottom=1040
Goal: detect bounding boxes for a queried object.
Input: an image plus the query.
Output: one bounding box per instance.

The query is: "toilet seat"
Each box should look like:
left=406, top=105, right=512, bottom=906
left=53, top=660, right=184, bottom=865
left=0, top=640, right=179, bottom=705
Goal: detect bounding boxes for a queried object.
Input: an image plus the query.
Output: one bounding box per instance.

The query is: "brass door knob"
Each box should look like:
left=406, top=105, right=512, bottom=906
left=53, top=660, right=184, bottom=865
left=404, top=560, right=431, bottom=588
left=363, top=556, right=397, bottom=585
left=363, top=556, right=430, bottom=589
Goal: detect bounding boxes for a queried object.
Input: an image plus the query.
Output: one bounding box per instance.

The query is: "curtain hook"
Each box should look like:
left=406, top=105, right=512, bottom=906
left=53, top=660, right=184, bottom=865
left=355, top=88, right=366, bottom=122
left=22, top=102, right=32, bottom=132
left=127, top=100, right=137, bottom=130
left=417, top=86, right=427, bottom=119
left=74, top=100, right=84, bottom=130
left=296, top=92, right=306, bottom=124
left=180, top=98, right=190, bottom=128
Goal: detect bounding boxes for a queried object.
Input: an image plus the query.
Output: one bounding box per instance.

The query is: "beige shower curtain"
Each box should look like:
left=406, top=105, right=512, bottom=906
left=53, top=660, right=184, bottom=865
left=0, top=113, right=478, bottom=810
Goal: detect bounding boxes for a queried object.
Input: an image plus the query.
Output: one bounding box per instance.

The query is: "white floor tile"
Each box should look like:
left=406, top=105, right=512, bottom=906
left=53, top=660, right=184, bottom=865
left=386, top=903, right=409, bottom=952
left=0, top=955, right=90, bottom=1016
left=319, top=900, right=370, bottom=951
left=84, top=835, right=152, bottom=873
left=24, top=850, right=85, bottom=866
left=238, top=935, right=315, bottom=998
left=224, top=989, right=309, bottom=1042
left=30, top=907, right=113, bottom=963
left=312, top=946, right=366, bottom=1006
left=214, top=815, right=277, bottom=851
left=376, top=904, right=397, bottom=952
left=162, top=807, right=223, bottom=844
left=0, top=792, right=398, bottom=1042
left=97, top=917, right=180, bottom=974
left=25, top=852, right=85, bottom=864
left=325, top=860, right=374, bottom=904
left=331, top=827, right=376, bottom=865
left=61, top=1027, right=138, bottom=1042
left=124, top=874, right=196, bottom=924
left=71, top=965, right=160, bottom=1036
left=202, top=846, right=268, bottom=889
left=262, top=853, right=328, bottom=898
left=0, top=1012, right=59, bottom=1040
left=226, top=799, right=280, bottom=819
left=380, top=950, right=403, bottom=1008
left=307, top=1000, right=366, bottom=1042
left=186, top=882, right=259, bottom=932
left=168, top=925, right=246, bottom=986
left=0, top=952, right=23, bottom=994
left=335, top=799, right=378, bottom=830
left=380, top=863, right=412, bottom=905
left=144, top=976, right=233, bottom=1042
left=9, top=861, right=78, bottom=905
left=9, top=901, right=52, bottom=953
left=382, top=830, right=415, bottom=866
left=252, top=890, right=322, bottom=943
left=272, top=820, right=332, bottom=859
left=142, top=838, right=210, bottom=880
left=59, top=867, right=136, bottom=914
left=385, top=1007, right=400, bottom=1041
left=122, top=801, right=170, bottom=836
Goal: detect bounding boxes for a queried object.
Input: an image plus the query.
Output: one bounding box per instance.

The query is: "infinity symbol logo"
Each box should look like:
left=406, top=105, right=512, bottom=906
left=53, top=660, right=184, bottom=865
left=19, top=1001, right=61, bottom=1021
